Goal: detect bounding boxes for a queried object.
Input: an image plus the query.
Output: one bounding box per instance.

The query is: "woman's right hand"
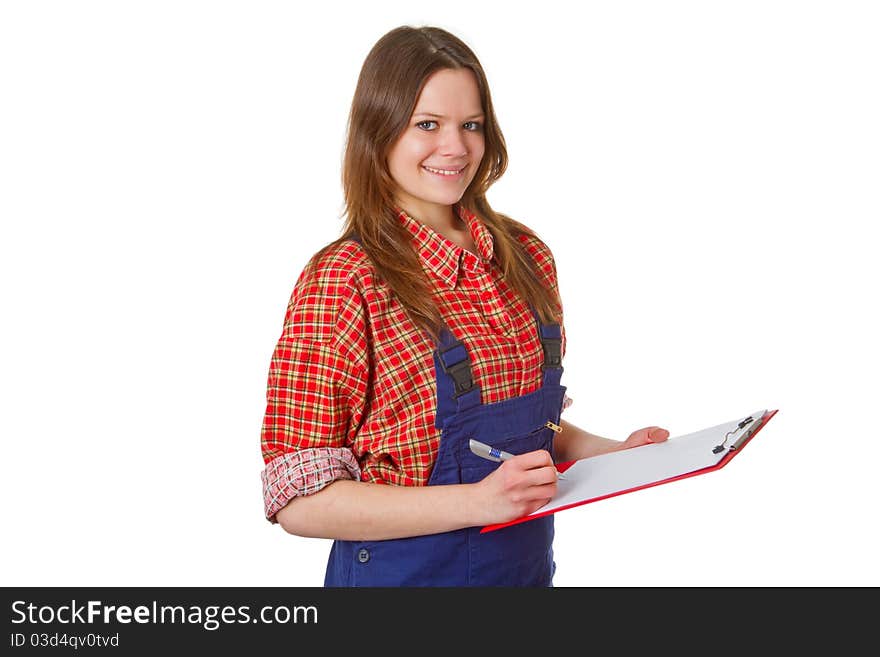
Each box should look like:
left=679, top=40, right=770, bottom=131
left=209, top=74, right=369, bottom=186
left=471, top=449, right=559, bottom=525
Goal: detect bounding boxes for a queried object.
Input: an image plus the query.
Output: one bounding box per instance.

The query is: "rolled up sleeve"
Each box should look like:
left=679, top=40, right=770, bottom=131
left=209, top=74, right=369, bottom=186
left=262, top=446, right=361, bottom=523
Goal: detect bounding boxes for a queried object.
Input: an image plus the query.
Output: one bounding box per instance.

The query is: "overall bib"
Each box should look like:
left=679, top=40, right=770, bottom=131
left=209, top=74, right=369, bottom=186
left=324, top=310, right=567, bottom=587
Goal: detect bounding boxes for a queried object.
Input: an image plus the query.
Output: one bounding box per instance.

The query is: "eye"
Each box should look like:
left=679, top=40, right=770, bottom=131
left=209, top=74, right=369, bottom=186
left=415, top=120, right=483, bottom=132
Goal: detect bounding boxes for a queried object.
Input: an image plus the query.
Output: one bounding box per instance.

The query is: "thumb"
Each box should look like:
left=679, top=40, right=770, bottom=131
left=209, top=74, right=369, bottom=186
left=646, top=427, right=670, bottom=443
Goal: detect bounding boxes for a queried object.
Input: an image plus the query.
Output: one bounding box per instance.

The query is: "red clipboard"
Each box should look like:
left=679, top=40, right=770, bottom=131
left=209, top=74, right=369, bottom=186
left=481, top=409, right=778, bottom=533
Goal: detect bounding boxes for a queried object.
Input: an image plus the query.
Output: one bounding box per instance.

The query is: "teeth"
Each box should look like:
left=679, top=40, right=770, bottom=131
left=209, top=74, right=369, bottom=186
left=423, top=166, right=462, bottom=176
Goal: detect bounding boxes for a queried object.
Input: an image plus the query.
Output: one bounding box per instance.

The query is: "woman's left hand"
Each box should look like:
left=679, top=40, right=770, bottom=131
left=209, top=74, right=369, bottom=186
left=622, top=426, right=670, bottom=449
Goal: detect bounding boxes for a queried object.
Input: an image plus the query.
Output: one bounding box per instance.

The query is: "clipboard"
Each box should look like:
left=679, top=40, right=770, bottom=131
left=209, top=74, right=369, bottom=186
left=481, top=408, right=778, bottom=533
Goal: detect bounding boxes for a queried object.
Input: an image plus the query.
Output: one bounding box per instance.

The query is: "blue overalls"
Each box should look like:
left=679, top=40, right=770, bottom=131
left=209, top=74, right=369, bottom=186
left=324, top=310, right=567, bottom=587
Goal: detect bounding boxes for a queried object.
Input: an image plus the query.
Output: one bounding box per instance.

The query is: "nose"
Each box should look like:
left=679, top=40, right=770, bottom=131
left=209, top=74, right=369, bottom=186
left=438, top=126, right=469, bottom=158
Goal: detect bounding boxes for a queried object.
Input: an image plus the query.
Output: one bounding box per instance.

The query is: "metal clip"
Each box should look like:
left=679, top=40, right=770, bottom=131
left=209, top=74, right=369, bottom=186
left=713, top=415, right=756, bottom=454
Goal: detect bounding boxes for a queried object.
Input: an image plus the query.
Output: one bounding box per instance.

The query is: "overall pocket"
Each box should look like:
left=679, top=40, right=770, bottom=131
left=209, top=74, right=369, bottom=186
left=460, top=418, right=561, bottom=483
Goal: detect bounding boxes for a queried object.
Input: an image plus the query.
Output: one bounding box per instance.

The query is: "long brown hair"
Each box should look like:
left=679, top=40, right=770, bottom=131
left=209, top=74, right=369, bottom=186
left=316, top=25, right=562, bottom=342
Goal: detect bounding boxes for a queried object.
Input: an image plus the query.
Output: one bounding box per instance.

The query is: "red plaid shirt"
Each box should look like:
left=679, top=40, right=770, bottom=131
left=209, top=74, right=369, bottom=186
left=260, top=205, right=570, bottom=522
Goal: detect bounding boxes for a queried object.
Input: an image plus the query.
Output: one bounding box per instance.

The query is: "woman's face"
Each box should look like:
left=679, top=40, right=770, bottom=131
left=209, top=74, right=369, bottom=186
left=387, top=68, right=486, bottom=222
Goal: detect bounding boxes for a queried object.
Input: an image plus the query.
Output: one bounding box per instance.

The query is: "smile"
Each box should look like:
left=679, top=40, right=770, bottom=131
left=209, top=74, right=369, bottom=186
left=422, top=165, right=465, bottom=177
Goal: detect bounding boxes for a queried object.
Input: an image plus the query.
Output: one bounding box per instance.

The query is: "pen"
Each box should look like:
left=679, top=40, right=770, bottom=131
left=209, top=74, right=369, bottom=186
left=468, top=439, right=567, bottom=479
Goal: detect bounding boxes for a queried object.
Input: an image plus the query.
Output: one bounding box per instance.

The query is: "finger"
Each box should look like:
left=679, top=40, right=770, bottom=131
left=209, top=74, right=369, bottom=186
left=523, top=465, right=562, bottom=487
left=647, top=427, right=670, bottom=442
left=511, top=449, right=555, bottom=469
left=627, top=428, right=652, bottom=444
left=523, top=481, right=557, bottom=503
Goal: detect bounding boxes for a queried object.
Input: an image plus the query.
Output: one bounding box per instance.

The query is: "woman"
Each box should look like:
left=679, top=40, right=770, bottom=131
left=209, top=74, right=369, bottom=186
left=260, top=25, right=669, bottom=586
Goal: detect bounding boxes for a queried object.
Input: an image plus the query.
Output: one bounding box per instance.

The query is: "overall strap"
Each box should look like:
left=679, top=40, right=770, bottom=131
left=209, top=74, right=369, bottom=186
left=433, top=326, right=482, bottom=428
left=531, top=307, right=564, bottom=387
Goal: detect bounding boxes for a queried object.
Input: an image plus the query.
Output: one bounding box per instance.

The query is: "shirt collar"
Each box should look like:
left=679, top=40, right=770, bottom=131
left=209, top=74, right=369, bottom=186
left=396, top=204, right=495, bottom=290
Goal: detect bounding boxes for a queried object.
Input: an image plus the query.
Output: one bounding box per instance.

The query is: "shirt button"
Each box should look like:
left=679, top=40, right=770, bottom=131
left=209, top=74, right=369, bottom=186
left=357, top=548, right=370, bottom=564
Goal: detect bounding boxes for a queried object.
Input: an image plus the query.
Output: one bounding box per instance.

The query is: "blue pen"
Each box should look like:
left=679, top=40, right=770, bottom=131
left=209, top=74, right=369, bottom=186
left=468, top=439, right=567, bottom=479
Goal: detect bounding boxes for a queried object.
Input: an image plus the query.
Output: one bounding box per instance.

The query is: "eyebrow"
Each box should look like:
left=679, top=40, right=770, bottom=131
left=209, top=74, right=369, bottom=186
left=413, top=112, right=485, bottom=120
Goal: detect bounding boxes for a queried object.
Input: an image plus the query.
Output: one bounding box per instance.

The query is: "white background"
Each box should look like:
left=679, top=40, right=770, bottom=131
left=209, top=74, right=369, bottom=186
left=2, top=1, right=877, bottom=587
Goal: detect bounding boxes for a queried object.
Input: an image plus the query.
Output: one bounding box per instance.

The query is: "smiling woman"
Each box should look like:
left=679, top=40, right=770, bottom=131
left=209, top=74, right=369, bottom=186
left=258, top=24, right=669, bottom=588
left=388, top=68, right=487, bottom=254
left=388, top=68, right=486, bottom=231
